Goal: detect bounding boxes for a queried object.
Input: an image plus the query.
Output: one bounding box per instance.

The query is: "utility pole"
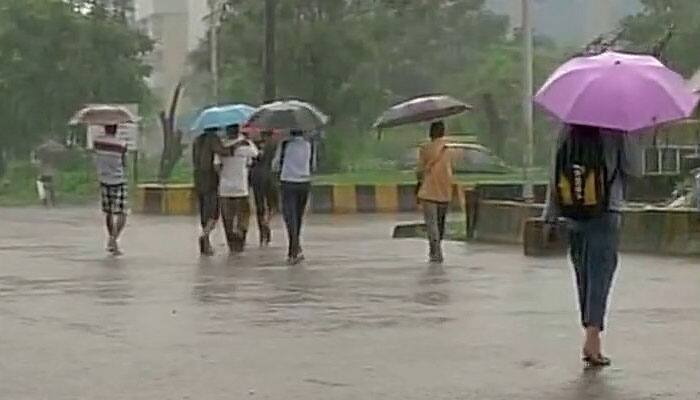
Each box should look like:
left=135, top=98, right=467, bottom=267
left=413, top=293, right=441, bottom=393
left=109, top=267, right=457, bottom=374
left=521, top=0, right=534, bottom=200
left=208, top=0, right=221, bottom=104
left=263, top=0, right=277, bottom=102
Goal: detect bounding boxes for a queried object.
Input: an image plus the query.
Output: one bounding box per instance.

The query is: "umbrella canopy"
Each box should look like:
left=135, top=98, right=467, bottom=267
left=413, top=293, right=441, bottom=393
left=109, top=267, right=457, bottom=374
left=70, top=105, right=137, bottom=125
left=190, top=104, right=256, bottom=134
left=535, top=51, right=699, bottom=132
left=246, top=100, right=329, bottom=131
left=373, top=95, right=472, bottom=129
left=35, top=139, right=69, bottom=165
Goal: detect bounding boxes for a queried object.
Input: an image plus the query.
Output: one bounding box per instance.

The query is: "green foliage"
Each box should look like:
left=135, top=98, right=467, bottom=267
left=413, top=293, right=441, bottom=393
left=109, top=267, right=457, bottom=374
left=314, top=169, right=548, bottom=185
left=0, top=0, right=153, bottom=159
left=0, top=150, right=97, bottom=206
left=621, top=0, right=700, bottom=75
left=189, top=0, right=564, bottom=172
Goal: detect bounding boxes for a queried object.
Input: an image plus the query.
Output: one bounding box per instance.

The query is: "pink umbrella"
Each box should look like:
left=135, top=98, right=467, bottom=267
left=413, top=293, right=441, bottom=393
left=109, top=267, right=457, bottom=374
left=535, top=51, right=699, bottom=132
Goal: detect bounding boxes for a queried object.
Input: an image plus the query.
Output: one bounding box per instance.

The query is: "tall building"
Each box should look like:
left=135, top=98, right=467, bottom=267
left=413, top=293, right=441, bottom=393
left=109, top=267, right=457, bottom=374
left=133, top=0, right=192, bottom=104
left=132, top=0, right=209, bottom=104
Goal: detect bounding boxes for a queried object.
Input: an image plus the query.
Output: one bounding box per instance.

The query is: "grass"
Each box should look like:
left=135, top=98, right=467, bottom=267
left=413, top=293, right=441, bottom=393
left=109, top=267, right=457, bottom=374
left=314, top=169, right=548, bottom=186
left=0, top=154, right=124, bottom=207
left=0, top=149, right=548, bottom=207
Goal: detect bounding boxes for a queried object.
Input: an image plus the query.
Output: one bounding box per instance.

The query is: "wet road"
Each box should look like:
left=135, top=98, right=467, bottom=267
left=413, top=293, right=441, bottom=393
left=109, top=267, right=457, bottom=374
left=1, top=207, right=699, bottom=399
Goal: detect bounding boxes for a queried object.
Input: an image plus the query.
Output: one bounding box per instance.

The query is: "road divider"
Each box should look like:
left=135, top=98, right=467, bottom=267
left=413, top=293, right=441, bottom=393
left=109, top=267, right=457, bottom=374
left=135, top=183, right=470, bottom=215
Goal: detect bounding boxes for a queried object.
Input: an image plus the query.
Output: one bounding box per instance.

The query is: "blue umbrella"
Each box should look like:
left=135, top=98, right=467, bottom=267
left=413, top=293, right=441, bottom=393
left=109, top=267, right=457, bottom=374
left=190, top=104, right=256, bottom=135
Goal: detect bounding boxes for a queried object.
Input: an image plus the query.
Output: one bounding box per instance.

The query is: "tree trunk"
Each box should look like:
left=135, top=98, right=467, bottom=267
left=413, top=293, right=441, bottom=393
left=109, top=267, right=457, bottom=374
left=0, top=146, right=6, bottom=179
left=158, top=82, right=184, bottom=182
left=263, top=0, right=277, bottom=102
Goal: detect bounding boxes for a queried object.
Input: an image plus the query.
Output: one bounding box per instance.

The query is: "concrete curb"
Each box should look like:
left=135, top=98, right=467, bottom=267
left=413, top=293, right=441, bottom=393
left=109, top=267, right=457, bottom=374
left=134, top=183, right=469, bottom=215
left=471, top=198, right=700, bottom=257
left=392, top=188, right=700, bottom=257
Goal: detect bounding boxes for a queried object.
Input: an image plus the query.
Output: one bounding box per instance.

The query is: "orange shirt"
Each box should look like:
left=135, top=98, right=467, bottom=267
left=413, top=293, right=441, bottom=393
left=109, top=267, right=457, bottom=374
left=417, top=137, right=453, bottom=203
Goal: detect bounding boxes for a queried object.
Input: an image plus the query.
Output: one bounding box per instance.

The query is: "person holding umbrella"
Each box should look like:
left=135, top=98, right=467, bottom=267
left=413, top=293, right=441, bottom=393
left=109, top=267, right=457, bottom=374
left=192, top=127, right=223, bottom=256
left=537, top=51, right=699, bottom=366
left=249, top=130, right=279, bottom=247
left=543, top=125, right=642, bottom=366
left=93, top=124, right=129, bottom=255
left=32, top=138, right=66, bottom=207
left=248, top=100, right=328, bottom=264
left=373, top=94, right=471, bottom=264
left=273, top=130, right=315, bottom=265
left=190, top=104, right=256, bottom=256
left=416, top=121, right=453, bottom=264
left=218, top=124, right=259, bottom=253
left=70, top=104, right=137, bottom=255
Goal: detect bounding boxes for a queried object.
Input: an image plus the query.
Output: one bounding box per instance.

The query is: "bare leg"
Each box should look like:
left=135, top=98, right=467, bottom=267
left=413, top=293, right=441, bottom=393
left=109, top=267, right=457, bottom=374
left=109, top=214, right=127, bottom=255
left=199, top=218, right=217, bottom=256
left=113, top=213, right=127, bottom=240
left=105, top=213, right=115, bottom=237
left=584, top=326, right=601, bottom=357
left=198, top=193, right=218, bottom=255
left=105, top=213, right=116, bottom=252
left=203, top=219, right=217, bottom=236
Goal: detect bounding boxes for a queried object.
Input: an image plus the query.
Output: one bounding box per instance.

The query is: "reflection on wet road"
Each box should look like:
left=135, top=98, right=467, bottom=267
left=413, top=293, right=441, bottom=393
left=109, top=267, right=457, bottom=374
left=1, top=208, right=699, bottom=399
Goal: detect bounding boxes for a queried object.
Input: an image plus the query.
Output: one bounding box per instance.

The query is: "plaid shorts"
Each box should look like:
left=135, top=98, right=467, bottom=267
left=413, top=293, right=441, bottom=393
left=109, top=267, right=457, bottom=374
left=100, top=183, right=128, bottom=214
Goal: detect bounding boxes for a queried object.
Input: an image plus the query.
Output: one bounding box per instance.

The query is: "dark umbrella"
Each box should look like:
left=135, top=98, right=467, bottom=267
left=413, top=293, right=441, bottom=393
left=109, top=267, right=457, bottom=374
left=246, top=100, right=329, bottom=132
left=373, top=95, right=473, bottom=129
left=35, top=139, right=69, bottom=165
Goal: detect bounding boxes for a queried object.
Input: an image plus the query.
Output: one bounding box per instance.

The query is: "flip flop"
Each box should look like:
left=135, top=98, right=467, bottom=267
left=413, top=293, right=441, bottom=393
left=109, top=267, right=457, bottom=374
left=583, top=354, right=611, bottom=367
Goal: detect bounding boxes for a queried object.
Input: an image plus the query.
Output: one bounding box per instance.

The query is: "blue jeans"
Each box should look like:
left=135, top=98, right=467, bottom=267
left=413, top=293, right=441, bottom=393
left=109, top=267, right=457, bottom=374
left=568, top=213, right=621, bottom=331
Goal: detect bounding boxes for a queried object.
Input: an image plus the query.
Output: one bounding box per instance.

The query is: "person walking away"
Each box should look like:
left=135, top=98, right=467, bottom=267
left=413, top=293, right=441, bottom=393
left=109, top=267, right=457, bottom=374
left=250, top=130, right=279, bottom=246
left=273, top=130, right=314, bottom=265
left=193, top=127, right=223, bottom=256
left=543, top=124, right=642, bottom=367
left=32, top=141, right=59, bottom=207
left=218, top=124, right=259, bottom=253
left=416, top=121, right=453, bottom=264
left=93, top=125, right=129, bottom=255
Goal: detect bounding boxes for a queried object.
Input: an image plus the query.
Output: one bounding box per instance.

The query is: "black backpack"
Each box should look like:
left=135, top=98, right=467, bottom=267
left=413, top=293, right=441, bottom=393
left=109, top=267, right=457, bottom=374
left=554, top=126, right=612, bottom=220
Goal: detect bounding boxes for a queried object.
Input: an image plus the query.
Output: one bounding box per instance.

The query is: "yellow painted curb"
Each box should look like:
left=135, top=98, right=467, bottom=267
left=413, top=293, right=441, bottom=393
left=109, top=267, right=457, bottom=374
left=375, top=185, right=399, bottom=213
left=163, top=186, right=195, bottom=215
left=332, top=184, right=357, bottom=213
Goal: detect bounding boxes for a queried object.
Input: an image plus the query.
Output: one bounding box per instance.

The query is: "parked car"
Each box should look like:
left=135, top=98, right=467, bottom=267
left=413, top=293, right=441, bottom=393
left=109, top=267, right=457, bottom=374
left=401, top=140, right=511, bottom=174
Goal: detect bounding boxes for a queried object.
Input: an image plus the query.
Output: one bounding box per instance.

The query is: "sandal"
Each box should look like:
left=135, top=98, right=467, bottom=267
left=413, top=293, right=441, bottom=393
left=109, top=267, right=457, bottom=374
left=582, top=353, right=611, bottom=367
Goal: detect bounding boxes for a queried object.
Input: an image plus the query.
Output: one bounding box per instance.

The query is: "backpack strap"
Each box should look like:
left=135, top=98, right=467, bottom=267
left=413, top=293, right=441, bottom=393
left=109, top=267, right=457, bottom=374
left=309, top=140, right=315, bottom=172
left=424, top=144, right=448, bottom=174
left=279, top=139, right=290, bottom=171
left=607, top=141, right=624, bottom=188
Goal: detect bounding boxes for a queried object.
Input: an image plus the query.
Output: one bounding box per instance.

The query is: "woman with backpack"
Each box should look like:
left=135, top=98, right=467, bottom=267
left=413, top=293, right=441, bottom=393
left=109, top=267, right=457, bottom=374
left=543, top=124, right=643, bottom=367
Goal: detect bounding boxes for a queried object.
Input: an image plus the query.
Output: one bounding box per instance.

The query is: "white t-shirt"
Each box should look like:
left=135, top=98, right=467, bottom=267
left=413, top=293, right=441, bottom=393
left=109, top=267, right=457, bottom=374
left=218, top=138, right=259, bottom=198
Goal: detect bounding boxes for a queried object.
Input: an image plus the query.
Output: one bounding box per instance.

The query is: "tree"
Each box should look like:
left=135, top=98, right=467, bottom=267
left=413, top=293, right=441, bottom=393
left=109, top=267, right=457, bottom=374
left=263, top=0, right=277, bottom=101
left=188, top=0, right=561, bottom=170
left=191, top=0, right=512, bottom=122
left=0, top=0, right=152, bottom=175
left=621, top=0, right=700, bottom=75
left=158, top=82, right=184, bottom=182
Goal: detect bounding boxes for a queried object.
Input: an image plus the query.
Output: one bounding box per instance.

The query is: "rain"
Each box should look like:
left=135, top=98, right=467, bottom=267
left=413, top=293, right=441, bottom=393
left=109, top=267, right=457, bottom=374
left=1, top=1, right=700, bottom=399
